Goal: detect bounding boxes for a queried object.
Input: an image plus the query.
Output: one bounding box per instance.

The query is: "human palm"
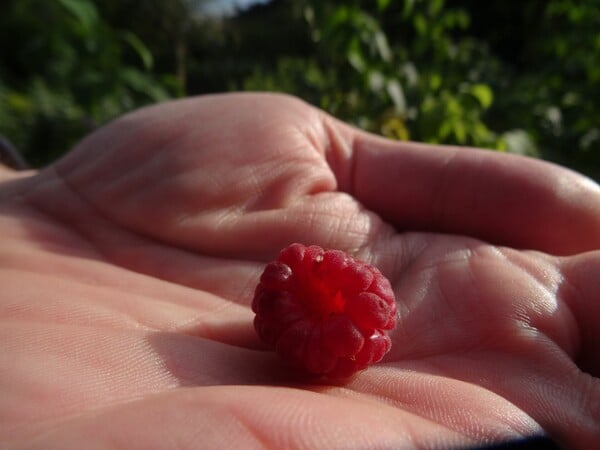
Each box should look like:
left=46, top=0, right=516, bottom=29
left=1, top=93, right=599, bottom=449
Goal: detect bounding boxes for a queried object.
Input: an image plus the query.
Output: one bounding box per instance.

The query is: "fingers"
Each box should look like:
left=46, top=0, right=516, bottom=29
left=330, top=124, right=600, bottom=255
left=32, top=91, right=600, bottom=259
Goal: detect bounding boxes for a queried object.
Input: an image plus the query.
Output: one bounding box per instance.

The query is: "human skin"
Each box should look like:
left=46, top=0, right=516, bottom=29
left=0, top=92, right=598, bottom=449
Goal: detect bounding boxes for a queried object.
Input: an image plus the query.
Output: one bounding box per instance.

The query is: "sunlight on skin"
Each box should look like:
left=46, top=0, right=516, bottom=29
left=0, top=93, right=599, bottom=449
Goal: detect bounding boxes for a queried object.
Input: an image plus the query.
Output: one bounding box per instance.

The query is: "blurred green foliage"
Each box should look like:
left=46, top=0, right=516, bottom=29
left=0, top=0, right=598, bottom=180
left=0, top=0, right=177, bottom=165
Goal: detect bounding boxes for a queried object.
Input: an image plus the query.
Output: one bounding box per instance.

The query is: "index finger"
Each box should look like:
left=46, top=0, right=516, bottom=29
left=327, top=123, right=600, bottom=255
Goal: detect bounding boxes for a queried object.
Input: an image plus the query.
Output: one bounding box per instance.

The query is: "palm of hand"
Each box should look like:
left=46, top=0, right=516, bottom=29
left=1, top=93, right=598, bottom=449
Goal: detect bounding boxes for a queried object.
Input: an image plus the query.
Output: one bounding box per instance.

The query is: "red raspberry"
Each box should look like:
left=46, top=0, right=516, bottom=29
left=252, top=243, right=397, bottom=379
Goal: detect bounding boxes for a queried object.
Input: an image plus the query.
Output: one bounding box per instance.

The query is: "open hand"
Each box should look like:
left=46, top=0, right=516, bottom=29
left=1, top=93, right=599, bottom=448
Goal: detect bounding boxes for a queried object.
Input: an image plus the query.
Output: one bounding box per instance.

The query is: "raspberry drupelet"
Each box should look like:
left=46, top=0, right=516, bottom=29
left=252, top=243, right=397, bottom=379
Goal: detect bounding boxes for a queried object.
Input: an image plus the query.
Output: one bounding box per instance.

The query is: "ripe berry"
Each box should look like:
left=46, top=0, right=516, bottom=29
left=252, top=243, right=397, bottom=379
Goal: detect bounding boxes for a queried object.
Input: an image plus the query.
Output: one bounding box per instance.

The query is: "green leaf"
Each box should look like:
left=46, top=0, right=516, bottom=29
left=120, top=68, right=169, bottom=101
left=5, top=92, right=32, bottom=113
left=413, top=13, right=427, bottom=36
left=373, top=30, right=392, bottom=62
left=377, top=0, right=391, bottom=12
left=429, top=0, right=445, bottom=17
left=368, top=71, right=385, bottom=92
left=121, top=31, right=154, bottom=70
left=386, top=79, right=406, bottom=114
left=502, top=129, right=539, bottom=157
left=346, top=37, right=365, bottom=72
left=402, top=0, right=416, bottom=18
left=429, top=73, right=442, bottom=91
left=470, top=84, right=493, bottom=109
left=454, top=121, right=467, bottom=143
left=56, top=0, right=99, bottom=32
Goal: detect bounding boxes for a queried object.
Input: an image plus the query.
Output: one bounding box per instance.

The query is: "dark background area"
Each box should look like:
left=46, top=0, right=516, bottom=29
left=1, top=0, right=599, bottom=181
